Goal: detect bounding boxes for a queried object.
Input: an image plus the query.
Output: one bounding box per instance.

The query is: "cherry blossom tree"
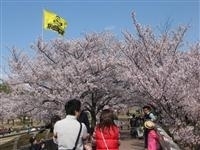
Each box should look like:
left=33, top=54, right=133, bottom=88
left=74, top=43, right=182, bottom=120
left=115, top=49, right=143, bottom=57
left=6, top=32, right=127, bottom=128
left=0, top=82, right=14, bottom=124
left=3, top=12, right=200, bottom=148
left=117, top=13, right=200, bottom=148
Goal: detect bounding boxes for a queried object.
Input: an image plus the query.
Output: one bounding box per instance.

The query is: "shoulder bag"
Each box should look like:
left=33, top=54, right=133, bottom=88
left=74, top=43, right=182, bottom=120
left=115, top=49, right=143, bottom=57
left=100, top=129, right=109, bottom=150
left=71, top=122, right=82, bottom=150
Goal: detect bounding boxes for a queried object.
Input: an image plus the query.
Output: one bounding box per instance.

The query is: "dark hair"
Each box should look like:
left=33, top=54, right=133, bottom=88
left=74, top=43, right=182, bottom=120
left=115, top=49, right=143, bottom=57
left=29, top=136, right=36, bottom=144
left=65, top=99, right=81, bottom=115
left=143, top=105, right=151, bottom=110
left=99, top=109, right=115, bottom=129
left=132, top=114, right=136, bottom=118
left=78, top=111, right=91, bottom=133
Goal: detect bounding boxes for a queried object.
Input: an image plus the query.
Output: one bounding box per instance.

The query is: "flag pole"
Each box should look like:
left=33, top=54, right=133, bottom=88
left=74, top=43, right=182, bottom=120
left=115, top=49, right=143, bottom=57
left=42, top=9, right=44, bottom=49
left=0, top=0, right=2, bottom=81
left=0, top=0, right=3, bottom=121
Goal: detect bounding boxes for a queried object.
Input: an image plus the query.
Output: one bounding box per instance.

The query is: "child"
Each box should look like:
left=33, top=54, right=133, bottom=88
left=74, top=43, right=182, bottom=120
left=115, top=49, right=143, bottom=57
left=144, top=120, right=161, bottom=150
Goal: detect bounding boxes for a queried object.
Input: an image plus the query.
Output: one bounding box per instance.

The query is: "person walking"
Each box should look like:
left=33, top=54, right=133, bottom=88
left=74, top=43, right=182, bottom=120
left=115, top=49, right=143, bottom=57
left=130, top=114, right=144, bottom=138
left=78, top=110, right=91, bottom=134
left=144, top=120, right=161, bottom=150
left=130, top=114, right=137, bottom=138
left=53, top=99, right=89, bottom=150
left=143, top=105, right=157, bottom=150
left=143, top=105, right=157, bottom=122
left=92, top=109, right=120, bottom=150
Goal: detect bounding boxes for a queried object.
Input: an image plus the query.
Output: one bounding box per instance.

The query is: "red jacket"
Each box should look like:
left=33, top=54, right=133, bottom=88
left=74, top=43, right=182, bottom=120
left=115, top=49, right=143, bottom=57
left=93, top=125, right=120, bottom=150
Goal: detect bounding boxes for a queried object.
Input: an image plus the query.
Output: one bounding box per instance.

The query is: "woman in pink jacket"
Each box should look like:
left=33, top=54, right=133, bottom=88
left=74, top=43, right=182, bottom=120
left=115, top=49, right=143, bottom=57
left=144, top=120, right=161, bottom=150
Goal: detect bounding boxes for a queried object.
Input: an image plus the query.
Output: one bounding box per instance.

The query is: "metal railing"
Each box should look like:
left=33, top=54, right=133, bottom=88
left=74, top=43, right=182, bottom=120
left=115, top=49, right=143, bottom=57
left=156, top=125, right=180, bottom=150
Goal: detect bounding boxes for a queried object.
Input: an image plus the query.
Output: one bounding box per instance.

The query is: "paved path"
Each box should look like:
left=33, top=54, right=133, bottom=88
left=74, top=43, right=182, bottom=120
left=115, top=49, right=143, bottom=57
left=1, top=129, right=144, bottom=150
left=120, top=130, right=144, bottom=150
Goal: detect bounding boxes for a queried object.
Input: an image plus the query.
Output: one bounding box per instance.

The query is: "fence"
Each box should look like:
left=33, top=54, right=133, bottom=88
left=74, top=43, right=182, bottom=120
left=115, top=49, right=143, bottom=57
left=156, top=125, right=181, bottom=150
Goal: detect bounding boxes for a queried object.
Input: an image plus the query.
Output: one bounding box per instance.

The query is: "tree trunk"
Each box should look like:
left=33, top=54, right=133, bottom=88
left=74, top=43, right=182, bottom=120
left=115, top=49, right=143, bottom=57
left=12, top=119, right=14, bottom=126
left=90, top=110, right=96, bottom=133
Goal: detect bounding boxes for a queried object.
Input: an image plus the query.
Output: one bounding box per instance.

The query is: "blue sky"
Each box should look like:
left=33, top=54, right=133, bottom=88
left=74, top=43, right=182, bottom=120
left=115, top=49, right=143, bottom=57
left=0, top=0, right=199, bottom=79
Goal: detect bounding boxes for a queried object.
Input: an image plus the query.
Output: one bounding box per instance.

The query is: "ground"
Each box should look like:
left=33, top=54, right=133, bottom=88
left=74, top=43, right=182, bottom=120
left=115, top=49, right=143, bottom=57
left=0, top=129, right=145, bottom=150
left=120, top=129, right=144, bottom=150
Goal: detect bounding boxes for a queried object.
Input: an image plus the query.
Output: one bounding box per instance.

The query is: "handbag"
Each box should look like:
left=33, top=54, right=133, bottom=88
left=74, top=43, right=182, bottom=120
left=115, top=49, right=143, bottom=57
left=100, top=129, right=109, bottom=150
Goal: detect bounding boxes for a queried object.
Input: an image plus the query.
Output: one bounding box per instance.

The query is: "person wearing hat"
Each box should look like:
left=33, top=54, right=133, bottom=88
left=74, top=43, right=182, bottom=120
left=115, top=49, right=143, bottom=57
left=143, top=105, right=157, bottom=149
left=144, top=120, right=161, bottom=150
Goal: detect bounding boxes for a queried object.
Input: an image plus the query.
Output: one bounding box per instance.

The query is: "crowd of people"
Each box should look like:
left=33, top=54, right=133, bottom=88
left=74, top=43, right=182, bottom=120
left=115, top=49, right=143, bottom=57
left=28, top=99, right=161, bottom=150
left=129, top=105, right=161, bottom=150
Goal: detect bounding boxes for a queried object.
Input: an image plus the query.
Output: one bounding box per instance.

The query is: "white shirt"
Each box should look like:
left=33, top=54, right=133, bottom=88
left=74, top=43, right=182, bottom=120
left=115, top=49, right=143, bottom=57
left=149, top=112, right=157, bottom=121
left=54, top=115, right=88, bottom=150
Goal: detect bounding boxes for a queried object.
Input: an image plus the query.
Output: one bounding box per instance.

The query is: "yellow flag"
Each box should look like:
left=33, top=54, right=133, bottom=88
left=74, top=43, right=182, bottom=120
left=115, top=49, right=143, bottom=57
left=43, top=9, right=67, bottom=36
